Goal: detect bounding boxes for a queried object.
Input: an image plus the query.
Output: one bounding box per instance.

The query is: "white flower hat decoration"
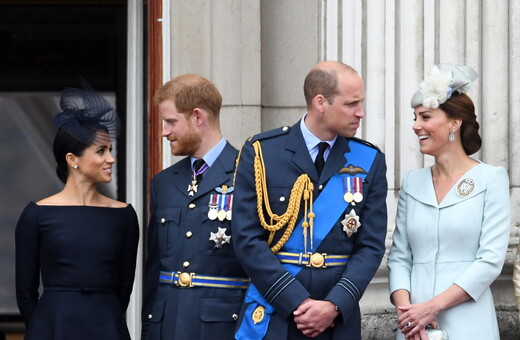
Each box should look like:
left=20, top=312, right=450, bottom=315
left=411, top=64, right=478, bottom=109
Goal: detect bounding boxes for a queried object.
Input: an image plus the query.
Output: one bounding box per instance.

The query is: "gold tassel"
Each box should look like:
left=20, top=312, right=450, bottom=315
left=252, top=141, right=315, bottom=253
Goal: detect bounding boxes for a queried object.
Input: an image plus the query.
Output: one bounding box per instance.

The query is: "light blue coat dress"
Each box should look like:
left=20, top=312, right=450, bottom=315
left=388, top=162, right=511, bottom=340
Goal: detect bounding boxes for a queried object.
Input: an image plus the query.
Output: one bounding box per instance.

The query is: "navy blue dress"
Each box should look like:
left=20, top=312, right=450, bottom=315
left=15, top=202, right=139, bottom=340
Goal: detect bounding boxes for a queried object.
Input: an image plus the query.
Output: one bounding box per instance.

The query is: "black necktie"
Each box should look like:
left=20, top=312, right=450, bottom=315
left=314, top=142, right=328, bottom=176
left=193, top=159, right=207, bottom=185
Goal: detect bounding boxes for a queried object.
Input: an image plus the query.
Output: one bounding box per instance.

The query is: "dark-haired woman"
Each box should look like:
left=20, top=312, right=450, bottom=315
left=15, top=83, right=139, bottom=340
left=387, top=64, right=511, bottom=340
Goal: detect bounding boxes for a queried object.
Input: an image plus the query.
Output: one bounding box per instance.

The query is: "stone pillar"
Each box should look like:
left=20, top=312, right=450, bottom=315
left=260, top=0, right=320, bottom=131
left=166, top=0, right=261, bottom=162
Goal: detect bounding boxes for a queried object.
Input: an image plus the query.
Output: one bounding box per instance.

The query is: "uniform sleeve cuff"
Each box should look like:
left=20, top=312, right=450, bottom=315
left=265, top=273, right=310, bottom=317
left=325, top=279, right=360, bottom=320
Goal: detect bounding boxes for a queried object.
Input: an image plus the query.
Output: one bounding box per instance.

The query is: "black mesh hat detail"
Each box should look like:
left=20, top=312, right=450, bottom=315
left=53, top=79, right=120, bottom=145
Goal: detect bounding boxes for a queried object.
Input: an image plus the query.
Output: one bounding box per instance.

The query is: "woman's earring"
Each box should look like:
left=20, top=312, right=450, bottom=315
left=448, top=130, right=455, bottom=143
left=73, top=165, right=78, bottom=169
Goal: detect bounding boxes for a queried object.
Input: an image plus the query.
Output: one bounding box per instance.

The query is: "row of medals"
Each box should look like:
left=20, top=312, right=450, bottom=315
left=343, top=176, right=363, bottom=204
left=207, top=186, right=233, bottom=221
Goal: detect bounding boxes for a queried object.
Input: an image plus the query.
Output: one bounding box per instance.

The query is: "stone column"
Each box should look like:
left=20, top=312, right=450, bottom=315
left=166, top=0, right=261, bottom=162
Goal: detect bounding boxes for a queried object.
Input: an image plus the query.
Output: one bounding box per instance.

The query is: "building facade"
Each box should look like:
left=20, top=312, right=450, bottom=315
left=1, top=1, right=517, bottom=339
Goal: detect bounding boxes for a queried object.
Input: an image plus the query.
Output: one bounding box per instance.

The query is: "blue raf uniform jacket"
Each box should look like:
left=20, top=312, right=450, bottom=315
left=232, top=122, right=388, bottom=339
left=142, top=142, right=248, bottom=340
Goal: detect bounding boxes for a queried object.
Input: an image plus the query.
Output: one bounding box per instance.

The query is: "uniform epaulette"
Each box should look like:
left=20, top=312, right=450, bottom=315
left=250, top=125, right=291, bottom=143
left=349, top=136, right=382, bottom=153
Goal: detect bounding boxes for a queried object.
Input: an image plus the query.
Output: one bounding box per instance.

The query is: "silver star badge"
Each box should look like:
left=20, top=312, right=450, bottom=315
left=341, top=209, right=361, bottom=237
left=209, top=227, right=231, bottom=248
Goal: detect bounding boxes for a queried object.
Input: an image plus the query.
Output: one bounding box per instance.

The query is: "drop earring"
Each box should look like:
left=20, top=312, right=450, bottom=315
left=448, top=130, right=455, bottom=143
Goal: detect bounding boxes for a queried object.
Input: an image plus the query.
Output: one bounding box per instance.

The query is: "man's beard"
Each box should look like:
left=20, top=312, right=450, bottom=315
left=171, top=125, right=202, bottom=156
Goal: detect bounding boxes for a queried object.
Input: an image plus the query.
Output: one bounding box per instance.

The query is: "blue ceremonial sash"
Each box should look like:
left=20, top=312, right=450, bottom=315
left=235, top=140, right=377, bottom=340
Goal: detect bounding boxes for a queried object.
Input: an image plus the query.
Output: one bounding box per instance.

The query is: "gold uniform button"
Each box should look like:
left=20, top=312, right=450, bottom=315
left=160, top=218, right=166, bottom=224
left=186, top=231, right=193, bottom=238
left=279, top=196, right=286, bottom=202
left=183, top=261, right=190, bottom=268
left=318, top=185, right=324, bottom=191
left=188, top=203, right=196, bottom=210
left=232, top=313, right=238, bottom=321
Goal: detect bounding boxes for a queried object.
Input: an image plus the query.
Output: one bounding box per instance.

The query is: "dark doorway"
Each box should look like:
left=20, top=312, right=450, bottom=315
left=0, top=1, right=127, bottom=336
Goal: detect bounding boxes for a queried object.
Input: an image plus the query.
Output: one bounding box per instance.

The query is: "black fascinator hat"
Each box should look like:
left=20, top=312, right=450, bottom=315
left=53, top=79, right=120, bottom=145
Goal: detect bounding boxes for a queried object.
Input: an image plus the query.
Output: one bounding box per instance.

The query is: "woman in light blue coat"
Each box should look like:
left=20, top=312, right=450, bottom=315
left=387, top=64, right=511, bottom=340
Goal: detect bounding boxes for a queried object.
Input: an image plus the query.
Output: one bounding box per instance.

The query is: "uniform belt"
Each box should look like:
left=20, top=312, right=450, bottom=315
left=159, top=271, right=250, bottom=289
left=275, top=251, right=350, bottom=268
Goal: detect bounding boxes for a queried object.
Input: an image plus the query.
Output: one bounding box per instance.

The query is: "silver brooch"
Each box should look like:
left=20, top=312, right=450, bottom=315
left=456, top=178, right=475, bottom=197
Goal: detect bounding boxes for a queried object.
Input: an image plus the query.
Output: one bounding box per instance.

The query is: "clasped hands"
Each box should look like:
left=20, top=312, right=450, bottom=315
left=293, top=298, right=339, bottom=338
left=397, top=301, right=439, bottom=340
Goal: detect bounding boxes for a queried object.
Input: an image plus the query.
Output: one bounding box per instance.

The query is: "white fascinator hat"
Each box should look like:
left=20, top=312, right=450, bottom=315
left=411, top=64, right=478, bottom=109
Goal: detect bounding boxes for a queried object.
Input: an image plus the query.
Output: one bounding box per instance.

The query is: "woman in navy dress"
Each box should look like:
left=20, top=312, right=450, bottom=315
left=15, top=82, right=139, bottom=340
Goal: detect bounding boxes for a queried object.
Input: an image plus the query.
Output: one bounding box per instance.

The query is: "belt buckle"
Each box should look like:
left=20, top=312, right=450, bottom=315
left=176, top=272, right=194, bottom=287
left=307, top=252, right=327, bottom=268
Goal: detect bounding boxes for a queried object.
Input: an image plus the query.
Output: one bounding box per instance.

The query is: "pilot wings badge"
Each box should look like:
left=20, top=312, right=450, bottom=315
left=338, top=164, right=367, bottom=176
